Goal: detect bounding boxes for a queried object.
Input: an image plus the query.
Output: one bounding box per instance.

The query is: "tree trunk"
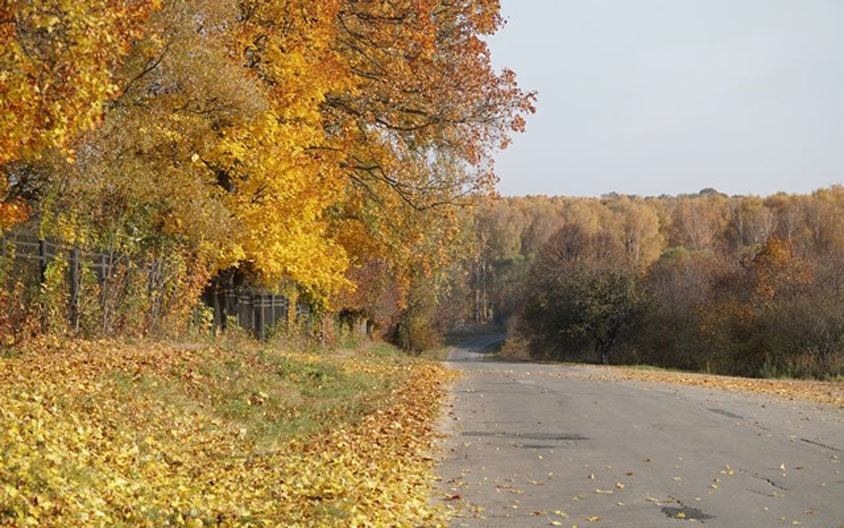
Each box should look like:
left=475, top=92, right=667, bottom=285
left=596, top=341, right=609, bottom=365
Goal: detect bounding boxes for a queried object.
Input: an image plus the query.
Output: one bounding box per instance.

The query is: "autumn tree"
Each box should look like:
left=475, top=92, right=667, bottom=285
left=696, top=238, right=814, bottom=375
left=34, top=0, right=353, bottom=303
left=516, top=224, right=644, bottom=363
left=326, top=0, right=535, bottom=304
left=632, top=248, right=722, bottom=370
left=606, top=196, right=664, bottom=269
left=443, top=190, right=844, bottom=378
left=0, top=0, right=160, bottom=230
left=666, top=194, right=729, bottom=251
left=476, top=199, right=533, bottom=324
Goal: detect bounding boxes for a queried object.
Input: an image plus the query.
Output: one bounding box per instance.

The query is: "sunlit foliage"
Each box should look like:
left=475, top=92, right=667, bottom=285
left=0, top=338, right=452, bottom=526
left=462, top=189, right=844, bottom=379
left=1, top=0, right=533, bottom=331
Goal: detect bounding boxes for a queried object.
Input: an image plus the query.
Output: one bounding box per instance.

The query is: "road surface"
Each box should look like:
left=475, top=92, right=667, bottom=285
left=436, top=336, right=843, bottom=527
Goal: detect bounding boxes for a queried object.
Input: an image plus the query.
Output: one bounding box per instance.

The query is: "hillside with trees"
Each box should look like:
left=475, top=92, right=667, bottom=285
left=454, top=189, right=844, bottom=379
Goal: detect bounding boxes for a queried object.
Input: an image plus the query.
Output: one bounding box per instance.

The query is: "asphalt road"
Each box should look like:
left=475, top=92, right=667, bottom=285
left=435, top=336, right=844, bottom=528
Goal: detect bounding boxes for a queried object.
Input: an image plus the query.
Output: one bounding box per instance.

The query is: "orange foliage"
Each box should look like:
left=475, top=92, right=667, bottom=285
left=746, top=238, right=812, bottom=305
left=1, top=0, right=533, bottom=332
left=0, top=0, right=160, bottom=229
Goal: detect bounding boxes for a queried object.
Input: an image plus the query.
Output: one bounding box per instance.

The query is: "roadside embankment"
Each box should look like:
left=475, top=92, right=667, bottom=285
left=0, top=337, right=454, bottom=527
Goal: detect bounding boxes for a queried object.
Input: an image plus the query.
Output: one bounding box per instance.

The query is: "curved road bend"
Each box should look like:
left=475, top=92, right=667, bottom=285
left=436, top=337, right=843, bottom=528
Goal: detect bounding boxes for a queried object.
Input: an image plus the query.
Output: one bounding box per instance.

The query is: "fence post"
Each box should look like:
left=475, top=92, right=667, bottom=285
left=38, top=240, right=48, bottom=282
left=213, top=283, right=223, bottom=335
left=259, top=295, right=265, bottom=340
left=253, top=294, right=263, bottom=340
left=38, top=240, right=48, bottom=332
left=218, top=286, right=227, bottom=332
left=259, top=294, right=266, bottom=340
left=239, top=293, right=248, bottom=330
left=69, top=248, right=80, bottom=334
left=251, top=294, right=256, bottom=338
left=98, top=253, right=109, bottom=333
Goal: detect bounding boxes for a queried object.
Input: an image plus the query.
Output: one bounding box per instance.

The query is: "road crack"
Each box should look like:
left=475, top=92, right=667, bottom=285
left=800, top=437, right=841, bottom=452
left=752, top=474, right=788, bottom=491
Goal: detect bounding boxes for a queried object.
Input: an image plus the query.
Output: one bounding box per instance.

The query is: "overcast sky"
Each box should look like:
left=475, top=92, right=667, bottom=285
left=487, top=0, right=844, bottom=197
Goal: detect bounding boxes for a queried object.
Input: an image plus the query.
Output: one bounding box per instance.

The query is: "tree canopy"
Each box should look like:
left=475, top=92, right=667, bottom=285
left=0, top=0, right=534, bottom=310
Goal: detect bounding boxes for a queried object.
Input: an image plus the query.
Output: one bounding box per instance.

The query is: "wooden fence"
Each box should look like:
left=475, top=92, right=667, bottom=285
left=1, top=236, right=134, bottom=333
left=202, top=285, right=310, bottom=340
left=1, top=236, right=308, bottom=339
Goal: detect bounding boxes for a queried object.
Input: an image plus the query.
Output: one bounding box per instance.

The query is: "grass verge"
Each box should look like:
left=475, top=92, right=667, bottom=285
left=579, top=365, right=844, bottom=407
left=0, top=336, right=453, bottom=527
left=516, top=362, right=842, bottom=407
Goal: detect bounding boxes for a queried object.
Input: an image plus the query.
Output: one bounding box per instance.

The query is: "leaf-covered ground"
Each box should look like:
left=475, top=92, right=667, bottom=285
left=608, top=367, right=844, bottom=407
left=0, top=338, right=453, bottom=527
left=551, top=365, right=844, bottom=407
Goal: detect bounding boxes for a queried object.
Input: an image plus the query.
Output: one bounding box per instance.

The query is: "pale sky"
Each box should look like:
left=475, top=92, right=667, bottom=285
left=488, top=0, right=844, bottom=197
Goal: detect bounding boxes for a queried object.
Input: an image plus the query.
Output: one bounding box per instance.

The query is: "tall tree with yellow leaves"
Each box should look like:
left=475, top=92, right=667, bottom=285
left=327, top=0, right=535, bottom=308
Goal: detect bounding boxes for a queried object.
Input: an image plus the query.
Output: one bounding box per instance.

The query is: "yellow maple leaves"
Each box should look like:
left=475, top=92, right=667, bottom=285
left=0, top=338, right=454, bottom=526
left=0, top=1, right=159, bottom=161
left=2, top=0, right=533, bottom=325
left=0, top=0, right=160, bottom=231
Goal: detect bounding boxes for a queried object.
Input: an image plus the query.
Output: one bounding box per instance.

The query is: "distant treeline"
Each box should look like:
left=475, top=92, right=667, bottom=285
left=459, top=187, right=844, bottom=379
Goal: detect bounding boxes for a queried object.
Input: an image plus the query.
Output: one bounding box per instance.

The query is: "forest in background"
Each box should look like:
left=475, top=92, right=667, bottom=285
left=453, top=188, right=844, bottom=379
